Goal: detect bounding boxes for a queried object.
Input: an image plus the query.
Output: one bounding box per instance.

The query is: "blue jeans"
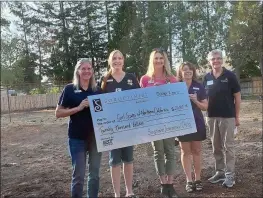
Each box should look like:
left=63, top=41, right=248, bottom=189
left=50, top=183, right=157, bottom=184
left=69, top=138, right=102, bottom=198
left=109, top=146, right=134, bottom=166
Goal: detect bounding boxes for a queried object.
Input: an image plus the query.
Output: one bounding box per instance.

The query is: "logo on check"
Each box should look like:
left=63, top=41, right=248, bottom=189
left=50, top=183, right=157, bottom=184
left=93, top=99, right=103, bottom=112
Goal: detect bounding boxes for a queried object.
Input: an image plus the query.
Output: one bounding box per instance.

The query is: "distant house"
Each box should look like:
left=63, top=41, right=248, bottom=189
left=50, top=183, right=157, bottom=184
left=1, top=87, right=17, bottom=97
left=1, top=86, right=7, bottom=97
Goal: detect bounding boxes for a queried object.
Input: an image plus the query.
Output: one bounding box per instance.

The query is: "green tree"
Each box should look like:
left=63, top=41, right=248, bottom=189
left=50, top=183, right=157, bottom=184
left=226, top=1, right=262, bottom=79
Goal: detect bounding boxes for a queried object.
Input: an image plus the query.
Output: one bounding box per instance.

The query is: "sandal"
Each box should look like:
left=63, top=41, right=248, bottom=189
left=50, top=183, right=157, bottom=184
left=194, top=180, right=203, bottom=191
left=185, top=182, right=194, bottom=193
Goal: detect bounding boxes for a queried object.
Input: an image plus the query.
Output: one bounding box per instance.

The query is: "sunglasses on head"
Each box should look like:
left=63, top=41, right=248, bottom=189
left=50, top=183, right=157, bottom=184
left=182, top=61, right=191, bottom=65
left=77, top=58, right=92, bottom=62
left=152, top=47, right=166, bottom=53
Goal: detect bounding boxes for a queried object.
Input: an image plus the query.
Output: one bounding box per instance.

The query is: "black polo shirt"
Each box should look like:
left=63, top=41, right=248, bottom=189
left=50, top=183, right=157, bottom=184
left=203, top=67, right=241, bottom=118
left=100, top=73, right=140, bottom=93
left=58, top=83, right=102, bottom=140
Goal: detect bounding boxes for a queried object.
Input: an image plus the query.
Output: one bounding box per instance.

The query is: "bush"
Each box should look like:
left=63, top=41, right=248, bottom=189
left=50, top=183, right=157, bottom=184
left=48, top=87, right=60, bottom=94
left=29, top=87, right=46, bottom=95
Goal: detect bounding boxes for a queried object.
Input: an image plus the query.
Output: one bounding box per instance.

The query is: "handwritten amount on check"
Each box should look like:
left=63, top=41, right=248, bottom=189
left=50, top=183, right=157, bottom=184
left=98, top=118, right=192, bottom=136
left=96, top=104, right=190, bottom=135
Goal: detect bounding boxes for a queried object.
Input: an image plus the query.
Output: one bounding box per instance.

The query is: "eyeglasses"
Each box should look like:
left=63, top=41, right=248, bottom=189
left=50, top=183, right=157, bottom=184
left=211, top=57, right=222, bottom=61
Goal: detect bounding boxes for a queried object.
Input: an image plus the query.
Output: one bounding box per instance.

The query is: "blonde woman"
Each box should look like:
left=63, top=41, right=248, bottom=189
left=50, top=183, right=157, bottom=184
left=100, top=50, right=140, bottom=197
left=140, top=48, right=178, bottom=197
left=55, top=58, right=102, bottom=198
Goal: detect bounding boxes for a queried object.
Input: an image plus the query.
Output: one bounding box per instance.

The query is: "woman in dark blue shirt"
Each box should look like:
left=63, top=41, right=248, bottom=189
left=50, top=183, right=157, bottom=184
left=55, top=58, right=102, bottom=198
left=177, top=62, right=208, bottom=193
left=100, top=50, right=140, bottom=198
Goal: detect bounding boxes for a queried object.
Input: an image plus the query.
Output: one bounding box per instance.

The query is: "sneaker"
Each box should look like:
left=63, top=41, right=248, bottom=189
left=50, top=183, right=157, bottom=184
left=194, top=180, right=203, bottom=191
left=208, top=172, right=225, bottom=183
left=222, top=175, right=235, bottom=188
left=185, top=182, right=194, bottom=193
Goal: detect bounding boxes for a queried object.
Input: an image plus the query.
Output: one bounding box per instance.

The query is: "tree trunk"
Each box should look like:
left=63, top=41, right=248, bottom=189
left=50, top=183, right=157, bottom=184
left=85, top=1, right=95, bottom=68
left=105, top=1, right=111, bottom=54
left=260, top=53, right=263, bottom=76
left=21, top=3, right=29, bottom=56
left=36, top=25, right=42, bottom=85
left=234, top=65, right=241, bottom=82
left=59, top=1, right=71, bottom=81
left=167, top=2, right=173, bottom=66
left=206, top=0, right=212, bottom=50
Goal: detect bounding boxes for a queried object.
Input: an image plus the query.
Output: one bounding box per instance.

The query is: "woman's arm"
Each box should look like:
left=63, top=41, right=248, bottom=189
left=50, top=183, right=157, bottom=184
left=55, top=105, right=81, bottom=118
left=193, top=98, right=208, bottom=111
left=189, top=82, right=208, bottom=111
left=55, top=99, right=89, bottom=118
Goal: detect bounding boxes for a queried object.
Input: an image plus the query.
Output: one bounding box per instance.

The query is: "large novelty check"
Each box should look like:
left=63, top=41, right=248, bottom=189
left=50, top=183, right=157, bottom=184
left=88, top=82, right=197, bottom=152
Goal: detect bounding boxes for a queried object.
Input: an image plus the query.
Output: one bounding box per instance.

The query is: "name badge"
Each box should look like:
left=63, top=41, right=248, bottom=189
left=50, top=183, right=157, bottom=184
left=148, top=79, right=154, bottom=84
left=193, top=87, right=199, bottom=90
left=207, top=80, right=213, bottom=86
left=107, top=79, right=113, bottom=82
left=115, top=88, right=122, bottom=92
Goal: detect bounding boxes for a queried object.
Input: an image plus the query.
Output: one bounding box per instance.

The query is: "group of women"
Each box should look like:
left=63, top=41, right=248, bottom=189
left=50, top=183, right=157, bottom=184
left=55, top=48, right=208, bottom=198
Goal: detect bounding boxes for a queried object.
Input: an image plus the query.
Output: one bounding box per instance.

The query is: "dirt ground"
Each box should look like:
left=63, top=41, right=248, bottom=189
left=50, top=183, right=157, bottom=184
left=1, top=100, right=262, bottom=198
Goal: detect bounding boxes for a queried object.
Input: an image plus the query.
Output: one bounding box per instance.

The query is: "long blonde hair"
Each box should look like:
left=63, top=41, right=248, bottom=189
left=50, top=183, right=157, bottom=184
left=72, top=58, right=97, bottom=91
left=146, top=49, right=172, bottom=78
left=101, top=50, right=124, bottom=91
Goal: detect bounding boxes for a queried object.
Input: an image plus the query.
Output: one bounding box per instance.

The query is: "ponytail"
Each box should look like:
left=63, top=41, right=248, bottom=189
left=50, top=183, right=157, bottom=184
left=102, top=49, right=123, bottom=92
left=101, top=68, right=112, bottom=92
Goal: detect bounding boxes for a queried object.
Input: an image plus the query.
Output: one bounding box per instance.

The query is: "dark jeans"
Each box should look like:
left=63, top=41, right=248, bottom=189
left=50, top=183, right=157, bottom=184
left=69, top=138, right=102, bottom=198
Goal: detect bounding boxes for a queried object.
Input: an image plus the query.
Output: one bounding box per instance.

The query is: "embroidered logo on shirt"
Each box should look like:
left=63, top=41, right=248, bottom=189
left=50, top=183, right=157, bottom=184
left=74, top=89, right=82, bottom=93
left=127, top=79, right=133, bottom=86
left=221, top=78, right=228, bottom=83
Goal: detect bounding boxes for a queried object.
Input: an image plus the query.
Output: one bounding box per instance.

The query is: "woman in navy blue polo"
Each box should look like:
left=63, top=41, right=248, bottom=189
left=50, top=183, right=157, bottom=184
left=176, top=62, right=208, bottom=193
left=55, top=58, right=102, bottom=198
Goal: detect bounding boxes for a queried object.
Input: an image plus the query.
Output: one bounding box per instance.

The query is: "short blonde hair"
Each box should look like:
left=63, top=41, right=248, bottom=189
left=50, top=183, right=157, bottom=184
left=72, top=58, right=97, bottom=91
left=146, top=49, right=172, bottom=77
